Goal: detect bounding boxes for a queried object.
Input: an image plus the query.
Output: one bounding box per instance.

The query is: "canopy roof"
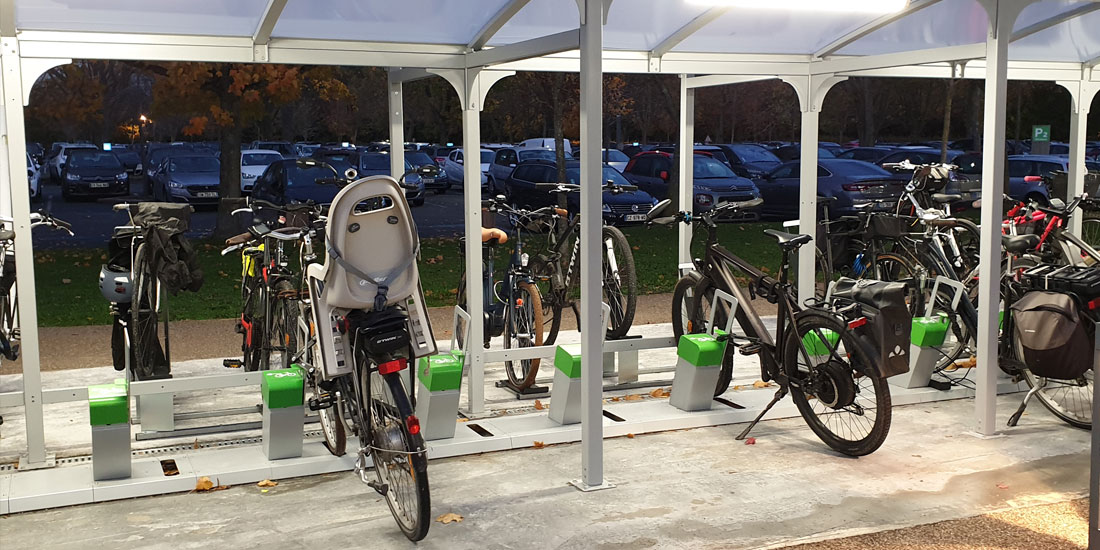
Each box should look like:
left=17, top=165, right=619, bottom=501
left=11, top=0, right=1100, bottom=67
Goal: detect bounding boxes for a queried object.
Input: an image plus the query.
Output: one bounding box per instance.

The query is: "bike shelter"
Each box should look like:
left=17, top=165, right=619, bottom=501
left=0, top=0, right=1096, bottom=542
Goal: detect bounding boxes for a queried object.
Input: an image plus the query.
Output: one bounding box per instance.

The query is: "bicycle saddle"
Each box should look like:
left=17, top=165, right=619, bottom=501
left=1002, top=234, right=1039, bottom=254
left=225, top=231, right=252, bottom=246
left=931, top=193, right=962, bottom=205
left=763, top=229, right=812, bottom=251
left=482, top=227, right=508, bottom=245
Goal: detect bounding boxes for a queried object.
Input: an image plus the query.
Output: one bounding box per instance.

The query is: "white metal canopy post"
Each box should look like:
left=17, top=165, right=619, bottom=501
left=1058, top=79, right=1099, bottom=235
left=0, top=34, right=49, bottom=467
left=387, top=73, right=405, bottom=183
left=575, top=0, right=611, bottom=492
left=677, top=75, right=694, bottom=267
left=460, top=72, right=485, bottom=415
left=974, top=0, right=1031, bottom=437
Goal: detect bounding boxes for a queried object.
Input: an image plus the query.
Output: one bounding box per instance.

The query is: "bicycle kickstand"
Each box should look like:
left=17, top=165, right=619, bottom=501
left=736, top=386, right=788, bottom=441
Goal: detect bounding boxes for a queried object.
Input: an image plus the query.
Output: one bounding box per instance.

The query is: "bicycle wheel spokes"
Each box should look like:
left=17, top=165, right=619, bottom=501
left=504, top=281, right=544, bottom=389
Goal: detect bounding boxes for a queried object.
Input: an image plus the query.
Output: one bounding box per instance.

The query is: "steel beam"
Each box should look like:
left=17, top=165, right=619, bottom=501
left=461, top=83, right=485, bottom=415
left=684, top=74, right=776, bottom=90
left=812, top=43, right=985, bottom=75
left=466, top=29, right=579, bottom=69
left=677, top=75, right=695, bottom=268
left=650, top=8, right=727, bottom=60
left=815, top=0, right=945, bottom=58
left=468, top=0, right=532, bottom=52
left=252, top=0, right=288, bottom=46
left=387, top=74, right=405, bottom=183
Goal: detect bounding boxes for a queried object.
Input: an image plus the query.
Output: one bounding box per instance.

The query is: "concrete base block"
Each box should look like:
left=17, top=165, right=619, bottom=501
left=670, top=357, right=719, bottom=412
left=618, top=350, right=639, bottom=383
left=548, top=369, right=582, bottom=425
left=136, top=393, right=174, bottom=432
left=262, top=405, right=304, bottom=460
left=889, top=343, right=938, bottom=389
left=415, top=381, right=460, bottom=441
left=603, top=351, right=616, bottom=377
left=91, top=423, right=131, bottom=481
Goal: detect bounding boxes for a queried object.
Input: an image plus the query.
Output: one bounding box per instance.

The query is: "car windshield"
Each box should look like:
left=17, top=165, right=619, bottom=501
left=480, top=151, right=494, bottom=164
left=286, top=165, right=335, bottom=187
left=603, top=149, right=630, bottom=163
left=170, top=156, right=219, bottom=172
left=519, top=149, right=556, bottom=162
left=68, top=152, right=121, bottom=169
left=242, top=153, right=282, bottom=166
left=565, top=166, right=632, bottom=187
left=361, top=154, right=389, bottom=170
left=694, top=156, right=736, bottom=178
left=955, top=155, right=982, bottom=175
left=407, top=152, right=433, bottom=165
left=818, top=147, right=836, bottom=158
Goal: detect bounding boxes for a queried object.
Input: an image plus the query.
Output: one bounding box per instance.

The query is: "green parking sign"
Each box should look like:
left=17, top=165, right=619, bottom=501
left=1032, top=125, right=1051, bottom=142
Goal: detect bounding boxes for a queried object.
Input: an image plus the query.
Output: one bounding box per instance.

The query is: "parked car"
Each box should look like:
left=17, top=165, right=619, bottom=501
left=27, top=142, right=44, bottom=166
left=150, top=154, right=220, bottom=205
left=294, top=142, right=321, bottom=157
left=249, top=159, right=351, bottom=206
left=754, top=159, right=904, bottom=219
left=250, top=141, right=296, bottom=158
left=240, top=149, right=283, bottom=193
left=405, top=150, right=448, bottom=194
left=602, top=148, right=630, bottom=172
left=46, top=142, right=98, bottom=183
left=26, top=152, right=40, bottom=201
left=502, top=160, right=658, bottom=225
left=487, top=147, right=556, bottom=195
left=60, top=149, right=129, bottom=201
left=622, top=151, right=760, bottom=216
left=876, top=148, right=964, bottom=176
left=835, top=146, right=896, bottom=163
left=442, top=148, right=492, bottom=193
left=112, top=145, right=143, bottom=177
left=712, top=143, right=783, bottom=178
left=358, top=152, right=425, bottom=206
left=773, top=145, right=837, bottom=162
left=517, top=137, right=572, bottom=153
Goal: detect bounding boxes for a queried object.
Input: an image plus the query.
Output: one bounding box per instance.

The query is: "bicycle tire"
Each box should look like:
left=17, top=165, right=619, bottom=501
left=454, top=273, right=469, bottom=350
left=301, top=304, right=346, bottom=456
left=131, top=244, right=168, bottom=380
left=671, top=271, right=702, bottom=340
left=688, top=277, right=736, bottom=396
left=363, top=366, right=431, bottom=542
left=790, top=246, right=830, bottom=300
left=503, top=281, right=544, bottom=390
left=267, top=280, right=298, bottom=370
left=529, top=252, right=567, bottom=346
left=240, top=273, right=266, bottom=372
left=601, top=226, right=637, bottom=339
left=783, top=310, right=892, bottom=456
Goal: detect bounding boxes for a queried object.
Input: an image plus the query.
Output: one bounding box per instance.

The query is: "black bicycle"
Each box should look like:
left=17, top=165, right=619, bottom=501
left=662, top=198, right=895, bottom=456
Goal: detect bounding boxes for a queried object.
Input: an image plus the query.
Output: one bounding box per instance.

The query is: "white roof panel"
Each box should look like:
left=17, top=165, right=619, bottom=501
left=836, top=0, right=988, bottom=56
left=677, top=8, right=877, bottom=55
left=1011, top=8, right=1100, bottom=63
left=16, top=0, right=268, bottom=37
left=272, top=0, right=513, bottom=44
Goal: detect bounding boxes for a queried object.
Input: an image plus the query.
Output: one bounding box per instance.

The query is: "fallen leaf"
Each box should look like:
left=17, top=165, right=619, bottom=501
left=458, top=418, right=470, bottom=422
left=195, top=476, right=214, bottom=491
left=732, top=385, right=743, bottom=391
left=61, top=278, right=71, bottom=284
left=744, top=437, right=757, bottom=445
left=532, top=441, right=545, bottom=449
left=624, top=394, right=643, bottom=401
left=752, top=380, right=770, bottom=389
left=436, top=512, right=464, bottom=524
left=257, top=479, right=278, bottom=488
left=996, top=483, right=1009, bottom=490
left=649, top=388, right=671, bottom=398
left=609, top=396, right=621, bottom=402
left=626, top=433, right=635, bottom=439
left=632, top=245, right=639, bottom=250
left=192, top=439, right=200, bottom=450
left=533, top=399, right=545, bottom=410
left=261, top=489, right=269, bottom=493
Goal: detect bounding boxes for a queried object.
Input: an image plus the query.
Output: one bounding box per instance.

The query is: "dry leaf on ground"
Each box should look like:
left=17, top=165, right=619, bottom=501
left=257, top=479, right=278, bottom=488
left=533, top=399, right=545, bottom=410
left=649, top=388, right=671, bottom=398
left=996, top=482, right=1009, bottom=490
left=192, top=439, right=200, bottom=450
left=744, top=437, right=757, bottom=445
left=752, top=380, right=770, bottom=389
left=624, top=394, right=643, bottom=401
left=194, top=476, right=229, bottom=492
left=532, top=441, right=546, bottom=449
left=609, top=396, right=621, bottom=402
left=733, top=385, right=743, bottom=391
left=626, top=433, right=635, bottom=439
left=436, top=512, right=464, bottom=524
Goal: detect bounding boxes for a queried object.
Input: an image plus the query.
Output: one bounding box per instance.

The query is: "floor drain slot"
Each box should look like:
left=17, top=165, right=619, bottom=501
left=466, top=423, right=494, bottom=437
left=714, top=397, right=745, bottom=410
left=602, top=410, right=626, bottom=422
left=160, top=459, right=180, bottom=476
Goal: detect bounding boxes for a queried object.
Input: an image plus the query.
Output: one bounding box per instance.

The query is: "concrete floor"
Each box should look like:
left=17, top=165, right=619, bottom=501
left=0, top=393, right=1089, bottom=550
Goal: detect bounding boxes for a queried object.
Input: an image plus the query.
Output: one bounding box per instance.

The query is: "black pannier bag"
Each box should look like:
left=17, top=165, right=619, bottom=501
left=1010, top=290, right=1092, bottom=380
left=830, top=278, right=913, bottom=378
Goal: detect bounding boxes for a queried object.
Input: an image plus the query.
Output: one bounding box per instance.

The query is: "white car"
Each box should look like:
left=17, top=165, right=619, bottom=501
left=46, top=143, right=97, bottom=183
left=443, top=148, right=492, bottom=193
left=26, top=152, right=40, bottom=201
left=240, top=149, right=283, bottom=192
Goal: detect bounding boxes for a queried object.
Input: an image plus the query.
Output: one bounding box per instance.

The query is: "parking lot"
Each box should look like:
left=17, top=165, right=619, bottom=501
left=29, top=178, right=471, bottom=250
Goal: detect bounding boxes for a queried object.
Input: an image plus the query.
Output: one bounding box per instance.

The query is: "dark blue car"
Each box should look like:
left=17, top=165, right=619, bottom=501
left=754, top=159, right=905, bottom=219
left=622, top=152, right=760, bottom=217
left=250, top=159, right=346, bottom=206
left=503, top=160, right=658, bottom=226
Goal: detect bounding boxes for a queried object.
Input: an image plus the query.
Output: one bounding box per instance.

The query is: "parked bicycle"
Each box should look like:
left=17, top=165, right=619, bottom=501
left=454, top=196, right=550, bottom=391
left=662, top=198, right=902, bottom=456
left=528, top=181, right=639, bottom=344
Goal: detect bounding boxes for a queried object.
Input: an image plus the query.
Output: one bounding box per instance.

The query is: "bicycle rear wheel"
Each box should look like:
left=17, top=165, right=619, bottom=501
left=301, top=304, right=346, bottom=456
left=362, top=365, right=431, bottom=542
left=504, top=281, right=544, bottom=389
left=602, top=226, right=637, bottom=339
left=671, top=271, right=702, bottom=340
left=131, top=244, right=169, bottom=380
left=239, top=274, right=265, bottom=372
left=267, top=280, right=298, bottom=370
left=783, top=311, right=892, bottom=456
left=688, top=277, right=736, bottom=396
left=1012, top=336, right=1093, bottom=429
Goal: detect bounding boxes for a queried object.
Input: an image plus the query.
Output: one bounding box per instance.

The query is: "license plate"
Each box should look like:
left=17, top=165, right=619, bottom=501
left=196, top=192, right=218, bottom=198
left=422, top=178, right=435, bottom=184
left=624, top=213, right=647, bottom=222
left=89, top=182, right=109, bottom=188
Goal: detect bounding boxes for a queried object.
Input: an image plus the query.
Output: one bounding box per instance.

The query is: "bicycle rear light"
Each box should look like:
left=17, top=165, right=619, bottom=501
left=379, top=357, right=408, bottom=375
left=847, top=317, right=868, bottom=330
left=406, top=415, right=421, bottom=435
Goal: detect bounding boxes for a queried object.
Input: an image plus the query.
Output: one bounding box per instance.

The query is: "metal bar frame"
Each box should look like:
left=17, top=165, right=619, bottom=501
left=468, top=0, right=533, bottom=52
left=677, top=75, right=694, bottom=267
left=815, top=0, right=945, bottom=58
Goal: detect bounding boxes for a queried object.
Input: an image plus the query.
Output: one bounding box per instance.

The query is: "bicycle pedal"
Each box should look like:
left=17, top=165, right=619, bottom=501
left=223, top=359, right=243, bottom=369
left=367, top=480, right=389, bottom=496
left=308, top=393, right=335, bottom=411
left=739, top=343, right=762, bottom=356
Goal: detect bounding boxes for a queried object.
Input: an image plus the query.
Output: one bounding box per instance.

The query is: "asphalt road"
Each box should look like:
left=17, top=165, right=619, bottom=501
left=28, top=178, right=471, bottom=250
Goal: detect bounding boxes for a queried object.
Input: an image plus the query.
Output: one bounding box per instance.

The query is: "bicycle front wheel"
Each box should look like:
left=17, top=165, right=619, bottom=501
left=783, top=311, right=892, bottom=456
left=504, top=281, right=544, bottom=389
left=363, top=367, right=431, bottom=542
left=602, top=226, right=637, bottom=339
left=671, top=271, right=702, bottom=340
left=267, top=280, right=298, bottom=370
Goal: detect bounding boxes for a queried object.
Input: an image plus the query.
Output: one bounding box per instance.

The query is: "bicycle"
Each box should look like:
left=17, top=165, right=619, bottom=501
left=293, top=168, right=431, bottom=541
left=662, top=198, right=896, bottom=457
left=528, top=181, right=639, bottom=344
left=454, top=197, right=548, bottom=391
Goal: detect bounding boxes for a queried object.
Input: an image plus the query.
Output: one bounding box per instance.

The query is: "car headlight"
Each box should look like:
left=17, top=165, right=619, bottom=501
left=695, top=193, right=713, bottom=206
left=117, top=173, right=128, bottom=181
left=602, top=203, right=612, bottom=212
left=168, top=180, right=183, bottom=188
left=136, top=163, right=143, bottom=171
left=65, top=173, right=79, bottom=181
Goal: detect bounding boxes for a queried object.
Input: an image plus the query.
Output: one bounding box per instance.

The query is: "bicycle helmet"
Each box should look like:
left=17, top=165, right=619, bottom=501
left=99, top=264, right=133, bottom=303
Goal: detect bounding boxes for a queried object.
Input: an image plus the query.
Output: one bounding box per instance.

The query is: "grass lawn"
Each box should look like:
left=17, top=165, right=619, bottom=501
left=32, top=221, right=785, bottom=327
